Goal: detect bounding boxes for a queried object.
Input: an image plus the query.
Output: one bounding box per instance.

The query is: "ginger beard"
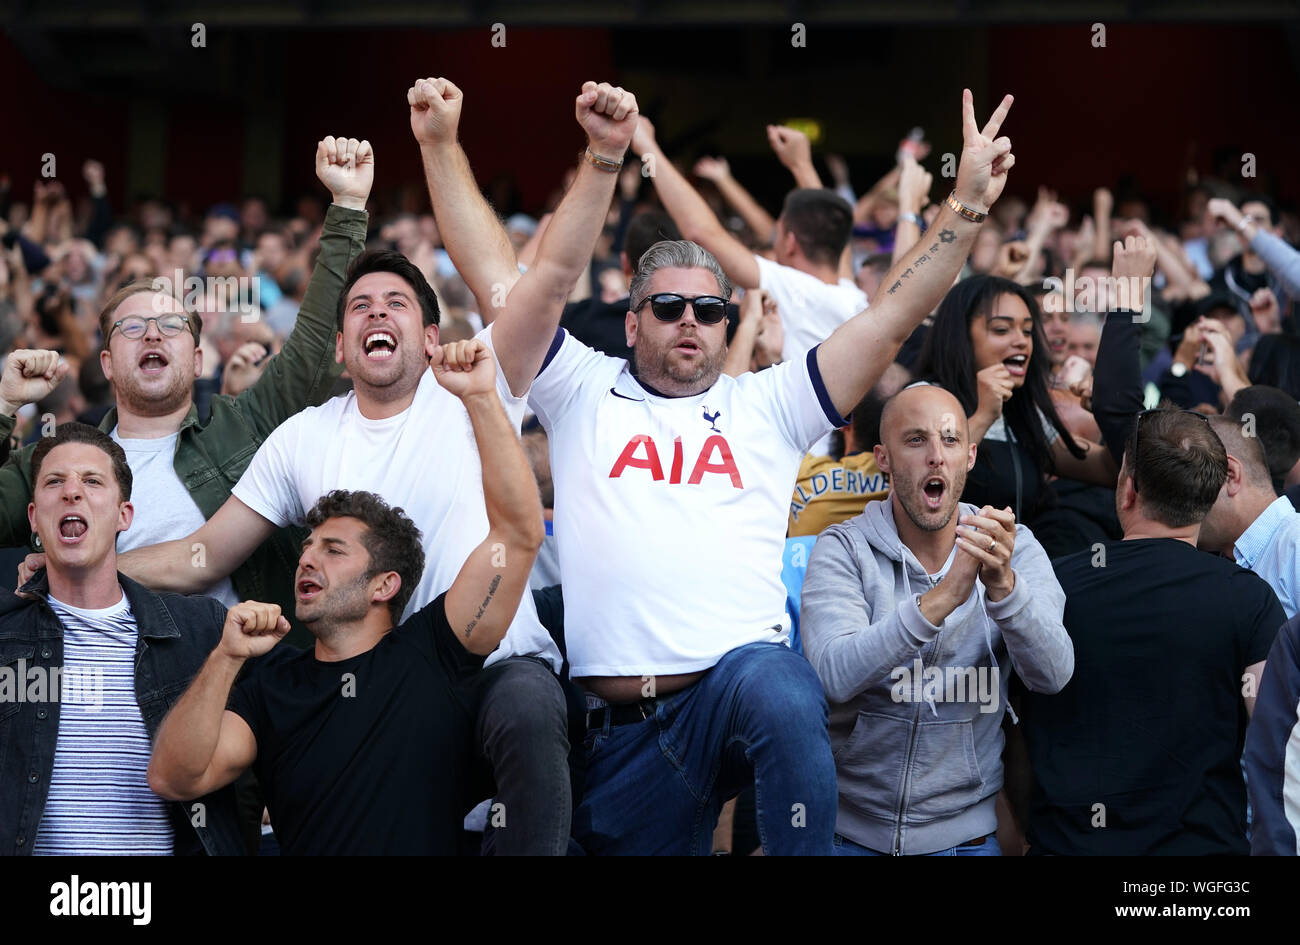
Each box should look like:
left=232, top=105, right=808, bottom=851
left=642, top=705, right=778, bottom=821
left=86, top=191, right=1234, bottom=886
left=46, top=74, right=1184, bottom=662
left=101, top=293, right=200, bottom=418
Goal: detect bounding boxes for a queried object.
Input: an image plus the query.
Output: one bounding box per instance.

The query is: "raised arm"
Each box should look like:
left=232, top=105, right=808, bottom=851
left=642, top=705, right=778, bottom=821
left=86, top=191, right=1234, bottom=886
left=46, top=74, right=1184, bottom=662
left=694, top=156, right=776, bottom=245
left=147, top=602, right=287, bottom=801
left=891, top=155, right=933, bottom=267
left=489, top=81, right=640, bottom=395
left=1210, top=198, right=1300, bottom=300
left=632, top=117, right=761, bottom=291
left=237, top=136, right=370, bottom=432
left=0, top=350, right=72, bottom=546
left=767, top=125, right=822, bottom=190
left=118, top=496, right=275, bottom=593
left=408, top=77, right=521, bottom=320
left=1091, top=236, right=1156, bottom=466
left=817, top=90, right=1016, bottom=417
left=432, top=340, right=544, bottom=654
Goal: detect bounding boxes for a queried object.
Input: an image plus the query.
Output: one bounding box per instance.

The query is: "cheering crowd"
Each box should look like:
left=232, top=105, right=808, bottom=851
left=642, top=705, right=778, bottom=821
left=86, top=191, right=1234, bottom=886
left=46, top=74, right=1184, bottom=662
left=0, top=74, right=1298, bottom=857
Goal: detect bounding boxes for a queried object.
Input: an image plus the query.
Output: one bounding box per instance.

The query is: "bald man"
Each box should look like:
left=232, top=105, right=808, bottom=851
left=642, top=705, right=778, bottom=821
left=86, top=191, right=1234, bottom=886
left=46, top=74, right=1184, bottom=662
left=800, top=384, right=1072, bottom=856
left=1200, top=416, right=1300, bottom=619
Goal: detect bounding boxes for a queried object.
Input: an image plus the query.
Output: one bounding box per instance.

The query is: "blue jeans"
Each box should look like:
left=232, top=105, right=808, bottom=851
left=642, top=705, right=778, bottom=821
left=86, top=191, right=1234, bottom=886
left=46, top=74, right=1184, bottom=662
left=573, top=641, right=837, bottom=855
left=833, top=832, right=1002, bottom=856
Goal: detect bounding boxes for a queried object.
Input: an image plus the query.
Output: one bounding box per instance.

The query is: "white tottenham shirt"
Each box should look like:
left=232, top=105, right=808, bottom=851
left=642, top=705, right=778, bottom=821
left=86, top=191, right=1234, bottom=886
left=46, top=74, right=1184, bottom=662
left=491, top=325, right=844, bottom=677
left=231, top=333, right=561, bottom=672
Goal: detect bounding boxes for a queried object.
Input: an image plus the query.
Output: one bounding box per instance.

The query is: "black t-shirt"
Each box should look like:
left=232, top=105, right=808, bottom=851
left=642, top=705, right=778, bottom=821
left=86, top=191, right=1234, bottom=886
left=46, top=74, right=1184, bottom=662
left=1020, top=539, right=1285, bottom=855
left=228, top=593, right=484, bottom=855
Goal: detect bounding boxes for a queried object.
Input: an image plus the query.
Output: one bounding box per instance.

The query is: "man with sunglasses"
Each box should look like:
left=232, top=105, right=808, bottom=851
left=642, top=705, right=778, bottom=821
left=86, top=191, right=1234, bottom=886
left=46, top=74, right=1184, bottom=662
left=1, top=136, right=373, bottom=645
left=428, top=85, right=1019, bottom=853
left=1018, top=408, right=1286, bottom=855
left=100, top=79, right=642, bottom=856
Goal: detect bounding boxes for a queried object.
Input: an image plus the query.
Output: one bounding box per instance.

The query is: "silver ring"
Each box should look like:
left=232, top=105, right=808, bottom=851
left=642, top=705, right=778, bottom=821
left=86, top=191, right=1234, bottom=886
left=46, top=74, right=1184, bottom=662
left=987, top=536, right=996, bottom=551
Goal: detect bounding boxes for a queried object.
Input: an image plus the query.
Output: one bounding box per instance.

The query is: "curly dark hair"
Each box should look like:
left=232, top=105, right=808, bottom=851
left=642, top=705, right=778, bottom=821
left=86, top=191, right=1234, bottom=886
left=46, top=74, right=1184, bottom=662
left=303, top=490, right=425, bottom=623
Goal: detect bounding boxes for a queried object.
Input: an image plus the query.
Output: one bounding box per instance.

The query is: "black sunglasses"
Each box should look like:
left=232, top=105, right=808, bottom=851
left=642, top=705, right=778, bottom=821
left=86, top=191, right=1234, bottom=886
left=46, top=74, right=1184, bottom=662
left=1130, top=408, right=1211, bottom=494
left=634, top=293, right=729, bottom=325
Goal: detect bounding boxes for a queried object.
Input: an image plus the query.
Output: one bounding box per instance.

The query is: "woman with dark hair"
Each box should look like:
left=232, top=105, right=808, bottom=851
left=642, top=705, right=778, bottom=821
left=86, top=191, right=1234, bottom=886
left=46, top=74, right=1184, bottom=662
left=913, top=274, right=1117, bottom=523
left=1247, top=333, right=1300, bottom=402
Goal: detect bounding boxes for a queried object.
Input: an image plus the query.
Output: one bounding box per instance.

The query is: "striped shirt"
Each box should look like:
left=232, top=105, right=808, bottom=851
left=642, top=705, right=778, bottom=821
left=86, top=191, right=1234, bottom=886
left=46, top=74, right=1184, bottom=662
left=32, top=592, right=174, bottom=855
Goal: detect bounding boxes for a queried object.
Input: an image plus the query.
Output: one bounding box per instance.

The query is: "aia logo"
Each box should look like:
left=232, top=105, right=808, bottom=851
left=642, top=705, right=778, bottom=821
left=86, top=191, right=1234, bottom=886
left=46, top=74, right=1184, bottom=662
left=609, top=434, right=744, bottom=489
left=703, top=406, right=721, bottom=432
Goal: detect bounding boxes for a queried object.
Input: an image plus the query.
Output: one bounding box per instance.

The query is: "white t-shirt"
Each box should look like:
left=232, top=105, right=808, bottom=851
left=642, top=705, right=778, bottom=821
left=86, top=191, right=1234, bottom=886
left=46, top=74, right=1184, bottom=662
left=754, top=254, right=868, bottom=362
left=231, top=346, right=561, bottom=672
left=505, top=327, right=843, bottom=677
left=112, top=429, right=239, bottom=608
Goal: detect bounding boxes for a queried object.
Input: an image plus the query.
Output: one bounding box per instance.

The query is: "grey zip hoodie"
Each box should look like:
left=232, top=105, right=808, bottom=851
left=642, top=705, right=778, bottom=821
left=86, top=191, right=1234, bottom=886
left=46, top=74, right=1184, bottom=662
left=801, top=499, right=1073, bottom=855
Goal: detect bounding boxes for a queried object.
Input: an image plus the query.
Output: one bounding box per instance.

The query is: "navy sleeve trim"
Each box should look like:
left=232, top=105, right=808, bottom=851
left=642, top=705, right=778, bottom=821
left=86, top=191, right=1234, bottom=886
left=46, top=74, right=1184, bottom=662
left=538, top=327, right=566, bottom=378
left=807, top=344, right=851, bottom=428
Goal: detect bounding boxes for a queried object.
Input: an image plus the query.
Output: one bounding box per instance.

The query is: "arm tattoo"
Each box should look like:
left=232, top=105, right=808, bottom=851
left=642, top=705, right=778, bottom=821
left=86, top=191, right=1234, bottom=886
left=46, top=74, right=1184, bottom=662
left=462, top=573, right=503, bottom=638
left=887, top=239, right=951, bottom=295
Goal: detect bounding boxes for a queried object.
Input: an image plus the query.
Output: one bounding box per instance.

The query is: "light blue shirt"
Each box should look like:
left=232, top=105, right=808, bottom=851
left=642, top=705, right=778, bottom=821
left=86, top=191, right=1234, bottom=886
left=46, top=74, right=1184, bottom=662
left=1234, top=496, right=1300, bottom=620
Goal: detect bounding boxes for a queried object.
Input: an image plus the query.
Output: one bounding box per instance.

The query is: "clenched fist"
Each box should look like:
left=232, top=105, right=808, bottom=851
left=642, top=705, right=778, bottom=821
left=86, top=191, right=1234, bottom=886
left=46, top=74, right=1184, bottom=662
left=220, top=601, right=290, bottom=661
left=316, top=136, right=374, bottom=212
left=220, top=342, right=270, bottom=397
left=576, top=81, right=639, bottom=159
left=766, top=125, right=812, bottom=173
left=0, top=349, right=69, bottom=417
left=409, top=77, right=463, bottom=147
left=430, top=338, right=496, bottom=400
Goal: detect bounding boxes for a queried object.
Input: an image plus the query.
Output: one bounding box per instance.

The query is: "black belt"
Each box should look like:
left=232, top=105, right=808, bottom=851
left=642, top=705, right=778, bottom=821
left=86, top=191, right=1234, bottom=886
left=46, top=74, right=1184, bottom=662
left=585, top=698, right=659, bottom=731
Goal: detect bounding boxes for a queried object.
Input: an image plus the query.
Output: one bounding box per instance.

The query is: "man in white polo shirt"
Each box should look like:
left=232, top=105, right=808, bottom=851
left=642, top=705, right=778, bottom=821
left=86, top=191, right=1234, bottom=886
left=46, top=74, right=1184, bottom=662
left=434, top=84, right=1018, bottom=853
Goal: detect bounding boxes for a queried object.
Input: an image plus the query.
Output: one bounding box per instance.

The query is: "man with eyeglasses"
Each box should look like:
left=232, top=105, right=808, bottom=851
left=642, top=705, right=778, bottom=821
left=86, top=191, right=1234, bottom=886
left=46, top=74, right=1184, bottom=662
left=1017, top=408, right=1286, bottom=855
left=0, top=137, right=372, bottom=645
left=94, top=80, right=642, bottom=856
left=428, top=84, right=1019, bottom=853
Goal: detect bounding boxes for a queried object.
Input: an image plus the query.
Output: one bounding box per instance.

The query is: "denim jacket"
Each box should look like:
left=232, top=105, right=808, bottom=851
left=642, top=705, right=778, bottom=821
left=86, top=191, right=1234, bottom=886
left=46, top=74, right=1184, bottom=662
left=0, top=204, right=366, bottom=645
left=0, top=570, right=244, bottom=855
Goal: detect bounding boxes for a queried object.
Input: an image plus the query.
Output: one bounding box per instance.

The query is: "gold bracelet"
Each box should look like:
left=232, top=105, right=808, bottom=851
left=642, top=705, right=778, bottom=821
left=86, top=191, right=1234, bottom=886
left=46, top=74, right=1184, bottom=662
left=946, top=192, right=987, bottom=224
left=585, top=148, right=623, bottom=173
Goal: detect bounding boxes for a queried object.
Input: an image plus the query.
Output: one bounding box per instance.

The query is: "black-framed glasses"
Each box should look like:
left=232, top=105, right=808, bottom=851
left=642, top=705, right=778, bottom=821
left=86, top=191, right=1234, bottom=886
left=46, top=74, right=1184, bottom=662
left=1130, top=408, right=1211, bottom=494
left=107, top=313, right=193, bottom=342
left=634, top=293, right=729, bottom=325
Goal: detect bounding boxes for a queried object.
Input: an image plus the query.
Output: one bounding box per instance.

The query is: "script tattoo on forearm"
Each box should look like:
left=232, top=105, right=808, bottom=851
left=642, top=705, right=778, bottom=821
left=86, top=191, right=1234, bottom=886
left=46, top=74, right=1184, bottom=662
left=886, top=236, right=952, bottom=296
left=462, top=573, right=503, bottom=638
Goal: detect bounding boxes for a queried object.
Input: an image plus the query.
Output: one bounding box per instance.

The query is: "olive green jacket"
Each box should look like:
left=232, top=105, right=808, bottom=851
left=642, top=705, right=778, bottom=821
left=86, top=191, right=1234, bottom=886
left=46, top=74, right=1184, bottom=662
left=0, top=204, right=367, bottom=645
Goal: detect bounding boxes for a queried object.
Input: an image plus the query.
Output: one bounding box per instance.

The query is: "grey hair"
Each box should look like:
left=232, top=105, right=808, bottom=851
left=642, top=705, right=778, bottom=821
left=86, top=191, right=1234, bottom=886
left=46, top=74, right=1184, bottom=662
left=629, top=240, right=732, bottom=312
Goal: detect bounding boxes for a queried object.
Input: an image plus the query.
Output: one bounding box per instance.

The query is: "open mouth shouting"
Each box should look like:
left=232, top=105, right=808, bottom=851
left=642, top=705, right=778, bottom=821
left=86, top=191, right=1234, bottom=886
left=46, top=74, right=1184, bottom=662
left=58, top=513, right=89, bottom=544
left=296, top=574, right=324, bottom=603
left=138, top=349, right=169, bottom=376
left=1003, top=353, right=1028, bottom=377
left=362, top=329, right=398, bottom=361
left=921, top=476, right=947, bottom=511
